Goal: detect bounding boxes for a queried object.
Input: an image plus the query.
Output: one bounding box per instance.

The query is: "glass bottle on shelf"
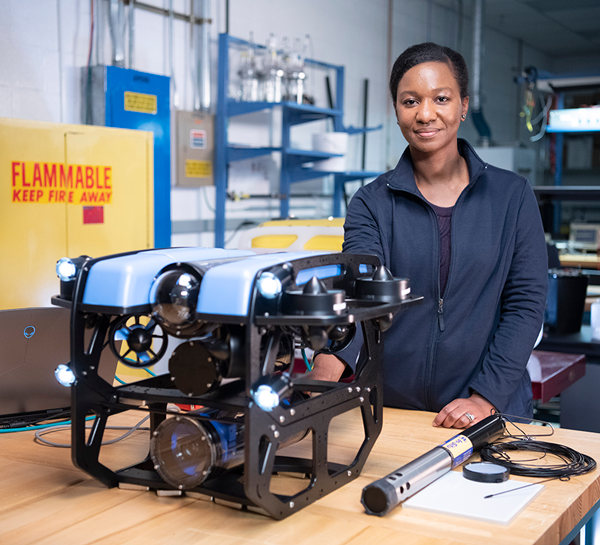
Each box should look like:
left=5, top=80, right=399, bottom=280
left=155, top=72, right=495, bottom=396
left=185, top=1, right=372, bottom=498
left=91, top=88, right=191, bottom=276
left=286, top=37, right=307, bottom=105
left=262, top=34, right=284, bottom=103
left=237, top=32, right=261, bottom=102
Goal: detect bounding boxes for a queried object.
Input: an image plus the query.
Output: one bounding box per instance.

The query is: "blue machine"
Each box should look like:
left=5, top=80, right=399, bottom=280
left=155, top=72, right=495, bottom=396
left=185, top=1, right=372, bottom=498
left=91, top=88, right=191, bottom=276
left=89, top=65, right=171, bottom=248
left=52, top=246, right=421, bottom=519
left=81, top=247, right=331, bottom=316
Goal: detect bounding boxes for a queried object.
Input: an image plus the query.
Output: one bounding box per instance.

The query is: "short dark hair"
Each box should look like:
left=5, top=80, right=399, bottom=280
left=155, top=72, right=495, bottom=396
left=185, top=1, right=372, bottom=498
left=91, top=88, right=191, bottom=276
left=389, top=42, right=469, bottom=103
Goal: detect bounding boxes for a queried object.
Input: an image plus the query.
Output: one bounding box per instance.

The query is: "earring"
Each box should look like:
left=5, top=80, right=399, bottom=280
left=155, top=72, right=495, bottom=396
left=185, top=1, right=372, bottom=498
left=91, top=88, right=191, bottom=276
left=461, top=114, right=466, bottom=120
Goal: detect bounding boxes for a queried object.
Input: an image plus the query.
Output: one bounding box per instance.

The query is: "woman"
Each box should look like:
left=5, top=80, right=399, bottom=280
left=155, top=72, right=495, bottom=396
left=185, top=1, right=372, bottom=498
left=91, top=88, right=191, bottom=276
left=312, top=43, right=548, bottom=429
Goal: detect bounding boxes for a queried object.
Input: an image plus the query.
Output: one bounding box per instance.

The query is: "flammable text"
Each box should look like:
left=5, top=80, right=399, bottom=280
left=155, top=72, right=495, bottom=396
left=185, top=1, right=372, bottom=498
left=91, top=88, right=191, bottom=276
left=11, top=161, right=113, bottom=204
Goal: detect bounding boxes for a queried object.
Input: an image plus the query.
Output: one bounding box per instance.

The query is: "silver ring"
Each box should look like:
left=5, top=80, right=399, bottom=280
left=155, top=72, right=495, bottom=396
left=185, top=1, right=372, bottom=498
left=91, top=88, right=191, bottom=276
left=464, top=412, right=475, bottom=423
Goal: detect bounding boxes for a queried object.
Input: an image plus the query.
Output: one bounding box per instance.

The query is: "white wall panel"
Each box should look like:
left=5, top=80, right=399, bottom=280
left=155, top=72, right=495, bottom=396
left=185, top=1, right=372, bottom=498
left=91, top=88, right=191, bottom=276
left=0, top=86, right=11, bottom=117
left=11, top=88, right=61, bottom=123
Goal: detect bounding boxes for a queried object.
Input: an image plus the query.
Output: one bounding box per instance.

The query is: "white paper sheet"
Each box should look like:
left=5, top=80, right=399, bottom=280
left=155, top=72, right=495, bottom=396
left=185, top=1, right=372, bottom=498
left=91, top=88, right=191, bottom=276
left=403, top=470, right=544, bottom=525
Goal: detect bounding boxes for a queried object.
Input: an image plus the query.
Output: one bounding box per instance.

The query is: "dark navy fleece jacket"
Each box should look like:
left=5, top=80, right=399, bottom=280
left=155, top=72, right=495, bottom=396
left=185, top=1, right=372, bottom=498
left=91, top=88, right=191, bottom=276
left=342, top=139, right=548, bottom=418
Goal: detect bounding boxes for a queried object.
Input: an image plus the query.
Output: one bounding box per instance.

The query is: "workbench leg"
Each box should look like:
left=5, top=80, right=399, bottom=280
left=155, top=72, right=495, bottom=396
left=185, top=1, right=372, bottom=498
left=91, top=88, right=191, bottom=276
left=585, top=509, right=596, bottom=545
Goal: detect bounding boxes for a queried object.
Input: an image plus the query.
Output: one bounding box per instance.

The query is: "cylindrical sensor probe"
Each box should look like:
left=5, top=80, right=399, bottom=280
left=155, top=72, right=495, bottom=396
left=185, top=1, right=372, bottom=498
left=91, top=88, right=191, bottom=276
left=361, top=414, right=506, bottom=516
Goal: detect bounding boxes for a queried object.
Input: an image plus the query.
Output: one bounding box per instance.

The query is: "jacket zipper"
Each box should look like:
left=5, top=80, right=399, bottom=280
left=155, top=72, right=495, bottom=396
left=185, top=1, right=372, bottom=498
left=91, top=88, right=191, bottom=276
left=438, top=298, right=445, bottom=331
left=387, top=162, right=487, bottom=409
left=436, top=163, right=488, bottom=333
left=426, top=206, right=442, bottom=408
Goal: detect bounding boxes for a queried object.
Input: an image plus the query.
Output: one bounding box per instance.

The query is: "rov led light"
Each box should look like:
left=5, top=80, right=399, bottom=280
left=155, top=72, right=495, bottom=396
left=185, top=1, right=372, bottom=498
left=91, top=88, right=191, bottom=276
left=253, top=384, right=281, bottom=411
left=251, top=374, right=292, bottom=412
left=55, top=364, right=76, bottom=387
left=56, top=257, right=77, bottom=282
left=256, top=271, right=282, bottom=299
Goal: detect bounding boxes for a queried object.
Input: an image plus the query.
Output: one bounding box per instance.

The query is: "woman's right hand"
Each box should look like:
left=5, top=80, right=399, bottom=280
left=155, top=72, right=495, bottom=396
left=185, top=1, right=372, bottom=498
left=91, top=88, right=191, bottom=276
left=303, top=353, right=346, bottom=383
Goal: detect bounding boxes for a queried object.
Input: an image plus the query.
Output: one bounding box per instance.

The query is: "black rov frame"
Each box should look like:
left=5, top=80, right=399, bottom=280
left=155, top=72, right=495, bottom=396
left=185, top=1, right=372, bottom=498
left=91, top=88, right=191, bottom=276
left=55, top=252, right=422, bottom=519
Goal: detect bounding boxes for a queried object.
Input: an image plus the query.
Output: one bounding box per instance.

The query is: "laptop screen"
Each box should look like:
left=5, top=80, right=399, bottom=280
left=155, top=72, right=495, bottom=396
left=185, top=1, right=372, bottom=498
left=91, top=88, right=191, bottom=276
left=0, top=307, right=117, bottom=419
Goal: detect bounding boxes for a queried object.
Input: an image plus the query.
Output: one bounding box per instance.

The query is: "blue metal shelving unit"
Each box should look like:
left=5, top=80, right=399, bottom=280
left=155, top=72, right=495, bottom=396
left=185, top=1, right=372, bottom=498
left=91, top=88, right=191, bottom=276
left=215, top=33, right=381, bottom=248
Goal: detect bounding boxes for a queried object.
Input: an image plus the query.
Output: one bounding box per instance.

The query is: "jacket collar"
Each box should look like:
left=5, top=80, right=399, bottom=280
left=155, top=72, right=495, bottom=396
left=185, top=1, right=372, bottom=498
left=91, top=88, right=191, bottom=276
left=386, top=138, right=487, bottom=193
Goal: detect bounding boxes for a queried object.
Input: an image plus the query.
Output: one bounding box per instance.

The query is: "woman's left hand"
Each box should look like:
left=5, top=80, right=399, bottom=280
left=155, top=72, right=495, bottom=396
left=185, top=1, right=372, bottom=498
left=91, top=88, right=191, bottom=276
left=432, top=393, right=496, bottom=428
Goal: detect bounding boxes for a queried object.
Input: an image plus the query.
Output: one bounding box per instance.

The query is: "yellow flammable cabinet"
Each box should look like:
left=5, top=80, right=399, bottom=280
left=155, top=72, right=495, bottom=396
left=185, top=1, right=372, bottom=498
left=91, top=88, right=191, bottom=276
left=1, top=118, right=154, bottom=311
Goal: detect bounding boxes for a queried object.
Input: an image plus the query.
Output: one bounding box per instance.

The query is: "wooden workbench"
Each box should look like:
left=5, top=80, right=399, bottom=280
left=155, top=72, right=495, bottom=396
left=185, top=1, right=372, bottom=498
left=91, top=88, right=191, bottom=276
left=1, top=408, right=599, bottom=545
left=559, top=254, right=600, bottom=270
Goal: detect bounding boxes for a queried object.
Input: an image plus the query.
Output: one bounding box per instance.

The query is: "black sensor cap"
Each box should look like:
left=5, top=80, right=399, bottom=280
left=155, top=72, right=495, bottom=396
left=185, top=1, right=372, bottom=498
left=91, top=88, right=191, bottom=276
left=463, top=462, right=509, bottom=483
left=361, top=480, right=397, bottom=516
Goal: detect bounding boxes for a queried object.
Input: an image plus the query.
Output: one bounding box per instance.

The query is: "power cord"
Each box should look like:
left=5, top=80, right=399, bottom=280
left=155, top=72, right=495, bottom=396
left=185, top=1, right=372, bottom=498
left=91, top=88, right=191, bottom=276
left=34, top=415, right=150, bottom=448
left=480, top=440, right=596, bottom=478
left=0, top=416, right=93, bottom=434
left=480, top=413, right=597, bottom=479
left=301, top=348, right=313, bottom=371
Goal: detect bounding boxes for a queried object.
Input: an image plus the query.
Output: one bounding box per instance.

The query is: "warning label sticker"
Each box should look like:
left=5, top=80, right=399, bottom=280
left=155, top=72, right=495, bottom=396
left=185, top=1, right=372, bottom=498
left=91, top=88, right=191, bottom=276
left=124, top=91, right=157, bottom=114
left=185, top=160, right=212, bottom=178
left=11, top=161, right=113, bottom=204
left=441, top=435, right=474, bottom=468
left=190, top=129, right=207, bottom=149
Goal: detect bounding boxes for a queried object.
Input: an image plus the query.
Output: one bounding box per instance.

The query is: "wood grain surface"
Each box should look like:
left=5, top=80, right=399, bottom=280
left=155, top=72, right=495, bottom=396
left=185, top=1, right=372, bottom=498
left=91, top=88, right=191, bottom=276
left=1, top=408, right=599, bottom=545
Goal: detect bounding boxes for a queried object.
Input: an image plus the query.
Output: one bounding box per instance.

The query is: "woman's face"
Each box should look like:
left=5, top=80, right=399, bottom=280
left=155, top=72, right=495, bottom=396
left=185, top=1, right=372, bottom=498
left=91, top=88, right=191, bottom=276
left=395, top=61, right=469, bottom=155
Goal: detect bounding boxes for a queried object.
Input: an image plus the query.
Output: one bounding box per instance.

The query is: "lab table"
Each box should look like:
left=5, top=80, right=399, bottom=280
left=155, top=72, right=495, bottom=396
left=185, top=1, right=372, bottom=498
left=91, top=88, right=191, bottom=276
left=1, top=408, right=600, bottom=544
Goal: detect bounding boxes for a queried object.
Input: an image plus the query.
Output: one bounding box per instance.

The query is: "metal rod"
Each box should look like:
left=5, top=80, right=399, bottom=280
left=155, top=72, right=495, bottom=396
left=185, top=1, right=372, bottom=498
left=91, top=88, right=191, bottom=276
left=192, top=0, right=200, bottom=111
left=57, top=0, right=64, bottom=123
left=456, top=0, right=463, bottom=52
left=133, top=0, right=192, bottom=22
left=385, top=0, right=393, bottom=170
left=168, top=0, right=178, bottom=108
left=192, top=0, right=211, bottom=111
left=484, top=476, right=560, bottom=499
left=227, top=192, right=334, bottom=201
left=514, top=39, right=523, bottom=142
left=471, top=0, right=491, bottom=145
left=325, top=75, right=334, bottom=109
left=95, top=0, right=103, bottom=66
left=109, top=0, right=126, bottom=67
left=225, top=0, right=229, bottom=34
left=361, top=78, right=369, bottom=172
left=472, top=0, right=482, bottom=111
left=128, top=0, right=135, bottom=69
left=199, top=0, right=211, bottom=111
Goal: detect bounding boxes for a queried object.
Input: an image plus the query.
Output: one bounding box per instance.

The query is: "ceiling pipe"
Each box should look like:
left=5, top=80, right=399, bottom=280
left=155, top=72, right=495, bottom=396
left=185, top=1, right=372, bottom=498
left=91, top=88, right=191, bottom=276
left=94, top=0, right=104, bottom=66
left=426, top=0, right=433, bottom=42
left=192, top=0, right=212, bottom=112
left=109, top=0, right=126, bottom=68
left=471, top=0, right=491, bottom=146
left=127, top=0, right=134, bottom=69
left=168, top=0, right=179, bottom=108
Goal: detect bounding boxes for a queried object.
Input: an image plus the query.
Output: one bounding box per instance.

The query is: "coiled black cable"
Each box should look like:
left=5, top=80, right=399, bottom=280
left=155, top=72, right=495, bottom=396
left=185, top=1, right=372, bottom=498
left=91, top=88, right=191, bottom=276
left=480, top=440, right=596, bottom=478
